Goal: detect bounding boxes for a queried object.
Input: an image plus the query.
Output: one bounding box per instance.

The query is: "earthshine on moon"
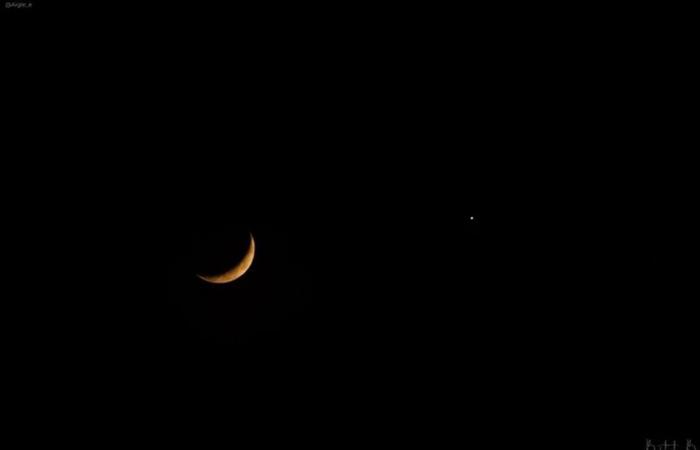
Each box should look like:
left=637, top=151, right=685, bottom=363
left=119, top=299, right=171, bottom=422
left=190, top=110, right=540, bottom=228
left=197, top=233, right=255, bottom=284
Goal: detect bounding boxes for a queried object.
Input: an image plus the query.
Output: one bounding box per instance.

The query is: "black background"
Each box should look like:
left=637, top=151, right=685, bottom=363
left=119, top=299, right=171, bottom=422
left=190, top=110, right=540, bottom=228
left=3, top=3, right=697, bottom=448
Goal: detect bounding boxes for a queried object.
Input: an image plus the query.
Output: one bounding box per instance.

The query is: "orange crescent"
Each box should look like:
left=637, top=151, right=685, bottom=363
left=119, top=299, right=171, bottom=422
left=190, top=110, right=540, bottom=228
left=197, top=233, right=255, bottom=284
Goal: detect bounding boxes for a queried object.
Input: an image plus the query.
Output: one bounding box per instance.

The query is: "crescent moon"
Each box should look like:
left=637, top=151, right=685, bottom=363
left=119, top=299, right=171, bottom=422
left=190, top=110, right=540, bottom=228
left=197, top=233, right=255, bottom=284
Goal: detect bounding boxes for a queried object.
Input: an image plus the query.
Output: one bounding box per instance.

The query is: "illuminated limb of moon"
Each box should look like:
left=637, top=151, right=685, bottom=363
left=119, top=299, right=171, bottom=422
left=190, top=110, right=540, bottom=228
left=197, top=233, right=255, bottom=284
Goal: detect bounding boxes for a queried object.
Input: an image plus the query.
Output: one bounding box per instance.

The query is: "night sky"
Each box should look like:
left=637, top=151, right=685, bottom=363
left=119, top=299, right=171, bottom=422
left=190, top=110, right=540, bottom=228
left=5, top=4, right=697, bottom=446
left=158, top=164, right=488, bottom=358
